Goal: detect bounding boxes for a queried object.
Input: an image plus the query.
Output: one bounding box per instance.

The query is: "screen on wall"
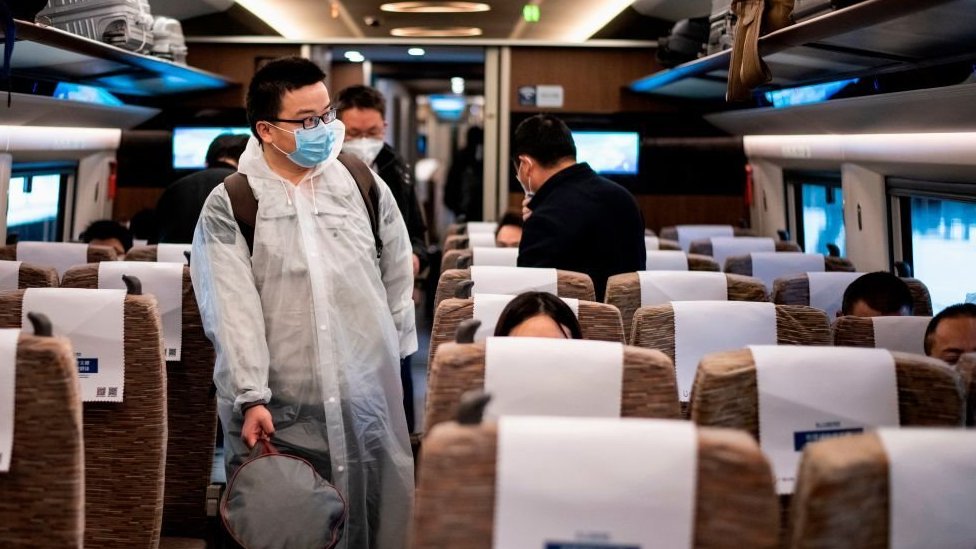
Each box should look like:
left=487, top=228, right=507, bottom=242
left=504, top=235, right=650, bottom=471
left=173, top=127, right=251, bottom=169
left=571, top=131, right=640, bottom=175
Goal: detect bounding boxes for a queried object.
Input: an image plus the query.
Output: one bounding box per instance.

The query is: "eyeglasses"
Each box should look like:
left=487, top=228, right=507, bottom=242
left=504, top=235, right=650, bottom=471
left=269, top=108, right=338, bottom=130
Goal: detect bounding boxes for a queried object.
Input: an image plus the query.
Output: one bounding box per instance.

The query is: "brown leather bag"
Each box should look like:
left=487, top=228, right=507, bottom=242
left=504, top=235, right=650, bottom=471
left=727, top=0, right=794, bottom=101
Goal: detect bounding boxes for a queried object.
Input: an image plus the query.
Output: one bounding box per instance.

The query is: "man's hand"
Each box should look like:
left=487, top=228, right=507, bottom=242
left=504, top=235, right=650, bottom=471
left=521, top=196, right=533, bottom=221
left=242, top=404, right=275, bottom=448
left=412, top=254, right=421, bottom=277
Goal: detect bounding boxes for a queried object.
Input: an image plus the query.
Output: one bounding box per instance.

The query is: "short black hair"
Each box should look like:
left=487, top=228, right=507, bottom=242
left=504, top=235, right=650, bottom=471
left=205, top=133, right=249, bottom=168
left=245, top=56, right=327, bottom=139
left=513, top=114, right=576, bottom=168
left=335, top=85, right=386, bottom=118
left=924, top=303, right=976, bottom=355
left=495, top=211, right=523, bottom=237
left=80, top=220, right=133, bottom=251
left=841, top=271, right=914, bottom=316
left=493, top=291, right=583, bottom=339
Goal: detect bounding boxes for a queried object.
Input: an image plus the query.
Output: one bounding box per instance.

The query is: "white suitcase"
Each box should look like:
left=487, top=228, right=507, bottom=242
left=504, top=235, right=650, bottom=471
left=708, top=0, right=734, bottom=55
left=793, top=0, right=865, bottom=22
left=37, top=0, right=154, bottom=53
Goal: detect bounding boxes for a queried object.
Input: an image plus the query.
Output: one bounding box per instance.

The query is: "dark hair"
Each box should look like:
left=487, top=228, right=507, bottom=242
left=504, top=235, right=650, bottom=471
left=924, top=303, right=976, bottom=355
left=493, top=291, right=583, bottom=339
left=495, top=211, right=523, bottom=236
left=335, top=85, right=386, bottom=118
left=129, top=209, right=158, bottom=241
left=245, top=56, right=327, bottom=139
left=841, top=271, right=914, bottom=316
left=205, top=133, right=249, bottom=168
left=80, top=220, right=133, bottom=251
left=512, top=114, right=576, bottom=168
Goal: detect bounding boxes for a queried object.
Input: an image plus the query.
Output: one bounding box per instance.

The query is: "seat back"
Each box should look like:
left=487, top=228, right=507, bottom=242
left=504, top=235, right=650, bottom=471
left=954, top=353, right=975, bottom=426
left=433, top=268, right=595, bottom=310
left=441, top=249, right=469, bottom=273
left=689, top=238, right=801, bottom=259
left=414, top=421, right=780, bottom=549
left=429, top=298, right=623, bottom=367
left=425, top=341, right=679, bottom=431
left=0, top=244, right=118, bottom=278
left=0, top=260, right=59, bottom=289
left=61, top=264, right=217, bottom=539
left=444, top=233, right=497, bottom=251
left=0, top=290, right=168, bottom=548
left=725, top=255, right=855, bottom=277
left=0, top=332, right=84, bottom=548
left=659, top=225, right=754, bottom=247
left=125, top=244, right=192, bottom=265
left=772, top=273, right=934, bottom=316
left=124, top=245, right=158, bottom=262
left=690, top=349, right=964, bottom=438
left=606, top=272, right=768, bottom=343
left=788, top=431, right=976, bottom=548
left=644, top=251, right=721, bottom=272
left=831, top=315, right=932, bottom=355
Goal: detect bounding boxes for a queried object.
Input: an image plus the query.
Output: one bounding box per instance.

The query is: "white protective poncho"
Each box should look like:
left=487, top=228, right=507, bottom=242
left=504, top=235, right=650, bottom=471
left=191, top=137, right=417, bottom=549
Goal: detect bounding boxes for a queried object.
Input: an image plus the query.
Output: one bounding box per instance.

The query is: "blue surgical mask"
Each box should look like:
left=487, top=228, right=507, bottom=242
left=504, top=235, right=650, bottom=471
left=271, top=119, right=345, bottom=168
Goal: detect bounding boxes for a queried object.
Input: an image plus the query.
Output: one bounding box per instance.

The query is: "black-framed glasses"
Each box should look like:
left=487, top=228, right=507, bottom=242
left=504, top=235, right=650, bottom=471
left=269, top=108, right=338, bottom=130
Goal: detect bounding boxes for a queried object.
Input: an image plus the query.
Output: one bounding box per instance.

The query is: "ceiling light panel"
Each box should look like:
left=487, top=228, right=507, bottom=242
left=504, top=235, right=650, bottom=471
left=380, top=2, right=491, bottom=13
left=390, top=26, right=483, bottom=37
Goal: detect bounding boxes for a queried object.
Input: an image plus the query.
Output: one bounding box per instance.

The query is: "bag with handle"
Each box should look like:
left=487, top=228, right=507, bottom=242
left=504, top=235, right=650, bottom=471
left=221, top=439, right=346, bottom=549
left=727, top=0, right=795, bottom=101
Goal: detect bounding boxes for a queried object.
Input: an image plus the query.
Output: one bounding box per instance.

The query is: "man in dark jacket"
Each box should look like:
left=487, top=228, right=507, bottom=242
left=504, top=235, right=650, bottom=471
left=335, top=85, right=429, bottom=275
left=156, top=133, right=248, bottom=243
left=515, top=114, right=645, bottom=301
left=336, top=84, right=429, bottom=433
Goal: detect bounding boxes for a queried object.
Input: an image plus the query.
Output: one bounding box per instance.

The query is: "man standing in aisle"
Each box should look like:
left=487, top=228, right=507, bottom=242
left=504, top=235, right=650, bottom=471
left=336, top=84, right=428, bottom=433
left=191, top=57, right=416, bottom=549
left=514, top=114, right=645, bottom=300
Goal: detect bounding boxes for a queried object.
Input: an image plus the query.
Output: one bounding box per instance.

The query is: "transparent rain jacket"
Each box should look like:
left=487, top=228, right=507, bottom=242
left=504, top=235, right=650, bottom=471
left=192, top=137, right=417, bottom=549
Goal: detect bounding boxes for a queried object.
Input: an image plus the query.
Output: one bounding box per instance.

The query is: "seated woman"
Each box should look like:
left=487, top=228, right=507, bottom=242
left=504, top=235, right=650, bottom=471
left=493, top=291, right=583, bottom=339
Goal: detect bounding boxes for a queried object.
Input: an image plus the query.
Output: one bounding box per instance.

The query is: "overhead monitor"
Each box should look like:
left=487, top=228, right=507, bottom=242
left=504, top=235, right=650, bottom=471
left=571, top=130, right=640, bottom=175
left=428, top=94, right=466, bottom=122
left=173, top=127, right=251, bottom=170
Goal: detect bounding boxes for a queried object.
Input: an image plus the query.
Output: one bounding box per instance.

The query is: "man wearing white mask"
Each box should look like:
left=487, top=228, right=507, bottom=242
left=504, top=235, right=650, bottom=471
left=191, top=57, right=416, bottom=549
left=336, top=85, right=428, bottom=434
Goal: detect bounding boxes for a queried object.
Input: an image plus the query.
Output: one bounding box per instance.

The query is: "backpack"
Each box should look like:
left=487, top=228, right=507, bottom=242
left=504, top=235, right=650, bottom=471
left=224, top=152, right=383, bottom=258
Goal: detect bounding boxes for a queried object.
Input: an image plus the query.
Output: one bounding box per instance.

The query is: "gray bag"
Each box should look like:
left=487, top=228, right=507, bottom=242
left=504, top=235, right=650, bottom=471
left=221, top=439, right=346, bottom=549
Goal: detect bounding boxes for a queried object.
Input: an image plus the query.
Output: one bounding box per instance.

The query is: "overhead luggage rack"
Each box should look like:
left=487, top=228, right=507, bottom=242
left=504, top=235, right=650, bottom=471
left=629, top=0, right=976, bottom=100
left=3, top=19, right=235, bottom=97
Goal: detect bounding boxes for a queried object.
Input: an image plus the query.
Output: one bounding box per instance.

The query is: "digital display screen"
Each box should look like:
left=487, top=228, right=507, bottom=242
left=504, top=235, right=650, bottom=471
left=428, top=94, right=466, bottom=122
left=173, top=127, right=251, bottom=169
left=571, top=131, right=640, bottom=175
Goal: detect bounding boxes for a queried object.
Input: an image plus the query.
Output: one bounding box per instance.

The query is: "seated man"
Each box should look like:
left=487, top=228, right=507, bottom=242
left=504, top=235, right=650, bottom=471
left=80, top=219, right=133, bottom=257
left=493, top=292, right=582, bottom=339
left=924, top=303, right=976, bottom=365
left=840, top=271, right=914, bottom=317
left=495, top=211, right=523, bottom=248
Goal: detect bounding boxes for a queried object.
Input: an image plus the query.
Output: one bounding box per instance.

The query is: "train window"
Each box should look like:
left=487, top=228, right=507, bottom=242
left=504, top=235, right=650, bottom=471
left=786, top=171, right=845, bottom=256
left=7, top=169, right=71, bottom=243
left=906, top=196, right=976, bottom=313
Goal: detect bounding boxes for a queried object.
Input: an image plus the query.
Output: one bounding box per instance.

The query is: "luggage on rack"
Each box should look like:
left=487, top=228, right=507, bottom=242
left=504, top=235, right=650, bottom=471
left=708, top=0, right=734, bottom=55
left=151, top=16, right=187, bottom=64
left=657, top=17, right=709, bottom=67
left=37, top=0, right=154, bottom=54
left=792, top=0, right=866, bottom=22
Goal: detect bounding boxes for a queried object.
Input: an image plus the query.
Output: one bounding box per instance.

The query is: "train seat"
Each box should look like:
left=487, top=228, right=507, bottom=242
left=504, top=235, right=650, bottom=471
left=0, top=288, right=168, bottom=548
left=413, top=417, right=780, bottom=549
left=433, top=266, right=595, bottom=311
left=0, top=243, right=118, bottom=281
left=0, top=259, right=60, bottom=289
left=689, top=237, right=802, bottom=270
left=440, top=246, right=519, bottom=273
left=645, top=250, right=721, bottom=271
left=788, top=429, right=976, bottom=548
left=643, top=235, right=681, bottom=251
left=429, top=296, right=623, bottom=367
left=659, top=224, right=755, bottom=252
left=444, top=232, right=497, bottom=251
left=62, top=262, right=217, bottom=543
left=724, top=252, right=855, bottom=291
left=957, top=353, right=976, bottom=426
left=424, top=338, right=679, bottom=432
left=0, top=328, right=84, bottom=548
left=631, top=302, right=831, bottom=414
left=772, top=273, right=934, bottom=317
left=605, top=271, right=768, bottom=343
left=832, top=315, right=932, bottom=355
left=125, top=244, right=192, bottom=265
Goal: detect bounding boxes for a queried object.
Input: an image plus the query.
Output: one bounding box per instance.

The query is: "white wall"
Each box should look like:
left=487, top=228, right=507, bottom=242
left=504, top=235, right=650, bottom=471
left=841, top=164, right=889, bottom=271
left=72, top=152, right=116, bottom=240
left=749, top=159, right=788, bottom=238
left=0, top=154, right=10, bottom=244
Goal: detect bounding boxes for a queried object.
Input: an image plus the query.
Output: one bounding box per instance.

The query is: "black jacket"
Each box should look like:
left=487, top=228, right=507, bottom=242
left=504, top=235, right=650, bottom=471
left=518, top=163, right=646, bottom=301
left=374, top=144, right=429, bottom=271
left=156, top=163, right=236, bottom=244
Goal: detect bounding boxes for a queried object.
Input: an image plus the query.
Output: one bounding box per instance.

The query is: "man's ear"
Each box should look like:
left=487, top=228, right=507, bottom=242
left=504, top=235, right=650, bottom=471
left=255, top=122, right=274, bottom=145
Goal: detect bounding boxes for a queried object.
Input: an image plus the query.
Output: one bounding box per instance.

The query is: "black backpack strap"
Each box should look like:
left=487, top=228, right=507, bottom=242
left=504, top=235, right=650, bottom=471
left=223, top=172, right=257, bottom=255
left=337, top=152, right=384, bottom=259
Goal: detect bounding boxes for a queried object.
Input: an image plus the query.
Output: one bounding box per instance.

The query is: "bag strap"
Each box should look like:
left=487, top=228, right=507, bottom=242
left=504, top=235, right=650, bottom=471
left=224, top=172, right=258, bottom=254
left=223, top=157, right=383, bottom=259
left=337, top=152, right=384, bottom=260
